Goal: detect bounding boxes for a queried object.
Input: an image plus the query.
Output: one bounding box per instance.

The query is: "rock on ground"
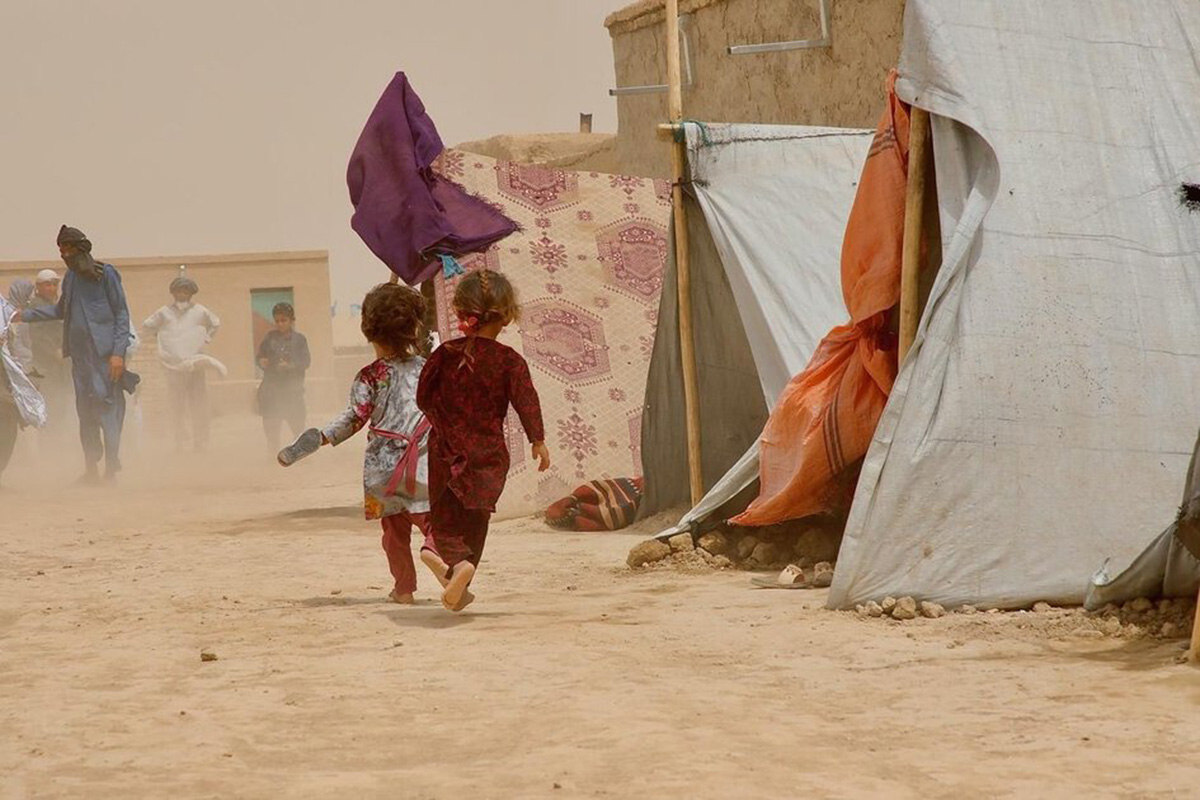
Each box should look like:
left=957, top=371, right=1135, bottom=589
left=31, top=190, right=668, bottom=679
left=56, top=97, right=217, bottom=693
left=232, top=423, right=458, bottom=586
left=750, top=541, right=781, bottom=566
left=882, top=597, right=897, bottom=614
left=1072, top=628, right=1105, bottom=640
left=1033, top=602, right=1053, bottom=613
left=667, top=533, right=694, bottom=554
left=792, top=526, right=842, bottom=563
left=865, top=601, right=884, bottom=618
left=811, top=562, right=834, bottom=589
left=627, top=539, right=671, bottom=568
left=736, top=536, right=759, bottom=561
left=1129, top=597, right=1154, bottom=613
left=697, top=531, right=729, bottom=556
left=920, top=602, right=945, bottom=619
left=957, top=605, right=979, bottom=615
left=892, top=597, right=918, bottom=621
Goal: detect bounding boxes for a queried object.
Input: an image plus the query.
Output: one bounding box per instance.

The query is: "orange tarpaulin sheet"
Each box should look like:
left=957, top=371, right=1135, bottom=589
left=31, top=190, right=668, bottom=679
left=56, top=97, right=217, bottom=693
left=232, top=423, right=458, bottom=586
left=732, top=74, right=911, bottom=527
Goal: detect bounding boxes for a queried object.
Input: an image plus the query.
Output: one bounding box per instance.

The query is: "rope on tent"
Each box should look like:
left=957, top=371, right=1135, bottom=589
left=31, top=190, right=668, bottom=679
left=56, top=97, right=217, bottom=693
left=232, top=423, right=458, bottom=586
left=673, top=119, right=713, bottom=147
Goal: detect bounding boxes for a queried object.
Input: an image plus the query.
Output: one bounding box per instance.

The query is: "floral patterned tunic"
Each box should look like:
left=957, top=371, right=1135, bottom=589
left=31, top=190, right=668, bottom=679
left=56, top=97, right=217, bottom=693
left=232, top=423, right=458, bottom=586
left=417, top=338, right=545, bottom=512
left=321, top=356, right=429, bottom=520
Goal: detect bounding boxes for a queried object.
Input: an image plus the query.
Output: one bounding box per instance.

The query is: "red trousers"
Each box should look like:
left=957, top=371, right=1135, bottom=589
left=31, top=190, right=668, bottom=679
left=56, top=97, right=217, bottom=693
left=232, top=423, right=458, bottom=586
left=429, top=490, right=491, bottom=570
left=380, top=512, right=435, bottom=595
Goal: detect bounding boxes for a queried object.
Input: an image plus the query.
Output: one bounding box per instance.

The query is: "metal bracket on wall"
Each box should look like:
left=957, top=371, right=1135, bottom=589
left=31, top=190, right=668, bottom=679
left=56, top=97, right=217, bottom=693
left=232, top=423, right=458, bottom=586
left=727, top=0, right=830, bottom=55
left=609, top=14, right=694, bottom=96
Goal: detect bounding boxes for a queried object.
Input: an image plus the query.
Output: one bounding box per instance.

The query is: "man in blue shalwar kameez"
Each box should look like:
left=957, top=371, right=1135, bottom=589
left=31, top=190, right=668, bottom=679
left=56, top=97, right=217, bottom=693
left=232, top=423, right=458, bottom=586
left=22, top=226, right=135, bottom=483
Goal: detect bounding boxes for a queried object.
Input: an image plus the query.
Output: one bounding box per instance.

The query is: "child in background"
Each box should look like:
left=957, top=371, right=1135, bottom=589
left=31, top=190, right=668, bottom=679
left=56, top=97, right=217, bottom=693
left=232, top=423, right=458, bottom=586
left=417, top=269, right=550, bottom=612
left=278, top=284, right=435, bottom=604
left=257, top=302, right=311, bottom=451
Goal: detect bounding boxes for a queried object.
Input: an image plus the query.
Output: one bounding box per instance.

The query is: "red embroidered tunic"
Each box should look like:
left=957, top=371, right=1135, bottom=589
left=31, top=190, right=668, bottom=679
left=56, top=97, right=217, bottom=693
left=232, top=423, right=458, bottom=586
left=417, top=338, right=545, bottom=512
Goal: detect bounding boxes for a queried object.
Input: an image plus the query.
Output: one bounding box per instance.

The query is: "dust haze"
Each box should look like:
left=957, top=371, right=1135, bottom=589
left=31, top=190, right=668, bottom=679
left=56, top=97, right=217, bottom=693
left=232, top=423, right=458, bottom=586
left=5, top=2, right=1200, bottom=798
left=0, top=0, right=627, bottom=323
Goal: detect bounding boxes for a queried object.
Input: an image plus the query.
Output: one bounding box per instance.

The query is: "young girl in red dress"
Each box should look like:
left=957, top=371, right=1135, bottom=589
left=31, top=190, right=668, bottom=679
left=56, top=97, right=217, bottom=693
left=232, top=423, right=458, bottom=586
left=417, top=269, right=550, bottom=611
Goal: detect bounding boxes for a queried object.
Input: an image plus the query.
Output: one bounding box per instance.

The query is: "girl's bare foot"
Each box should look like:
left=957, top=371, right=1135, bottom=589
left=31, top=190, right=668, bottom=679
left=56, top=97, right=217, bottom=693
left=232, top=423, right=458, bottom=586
left=420, top=548, right=450, bottom=588
left=451, top=589, right=475, bottom=612
left=388, top=590, right=415, bottom=605
left=442, top=562, right=476, bottom=612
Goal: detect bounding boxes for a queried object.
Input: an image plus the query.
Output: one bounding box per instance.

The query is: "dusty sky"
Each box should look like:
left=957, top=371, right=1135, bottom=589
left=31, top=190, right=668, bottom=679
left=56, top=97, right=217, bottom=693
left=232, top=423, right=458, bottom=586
left=0, top=0, right=631, bottom=337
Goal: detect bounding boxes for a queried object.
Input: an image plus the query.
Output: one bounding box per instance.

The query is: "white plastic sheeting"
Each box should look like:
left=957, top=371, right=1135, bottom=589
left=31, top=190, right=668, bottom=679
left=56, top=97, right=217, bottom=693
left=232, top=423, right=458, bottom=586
left=1085, top=424, right=1200, bottom=609
left=655, top=124, right=871, bottom=539
left=0, top=297, right=47, bottom=428
left=685, top=123, right=871, bottom=403
left=830, top=0, right=1200, bottom=609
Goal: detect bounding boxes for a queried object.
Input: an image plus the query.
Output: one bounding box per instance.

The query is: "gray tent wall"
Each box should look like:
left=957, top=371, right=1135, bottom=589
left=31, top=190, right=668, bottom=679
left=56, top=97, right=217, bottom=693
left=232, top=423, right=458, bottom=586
left=829, top=0, right=1200, bottom=610
left=639, top=193, right=768, bottom=518
left=1086, top=426, right=1200, bottom=609
left=640, top=123, right=874, bottom=529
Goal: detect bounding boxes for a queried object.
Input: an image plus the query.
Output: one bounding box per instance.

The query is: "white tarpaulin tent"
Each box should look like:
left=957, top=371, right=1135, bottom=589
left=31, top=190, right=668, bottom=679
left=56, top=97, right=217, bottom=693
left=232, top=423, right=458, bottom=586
left=684, top=124, right=870, bottom=404
left=639, top=124, right=871, bottom=525
left=830, top=0, right=1200, bottom=609
left=1086, top=424, right=1200, bottom=610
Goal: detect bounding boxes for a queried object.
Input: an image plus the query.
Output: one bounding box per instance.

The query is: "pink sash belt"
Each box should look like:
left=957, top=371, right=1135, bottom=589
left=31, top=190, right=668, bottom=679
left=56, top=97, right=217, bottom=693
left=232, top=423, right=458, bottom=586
left=370, top=417, right=432, bottom=497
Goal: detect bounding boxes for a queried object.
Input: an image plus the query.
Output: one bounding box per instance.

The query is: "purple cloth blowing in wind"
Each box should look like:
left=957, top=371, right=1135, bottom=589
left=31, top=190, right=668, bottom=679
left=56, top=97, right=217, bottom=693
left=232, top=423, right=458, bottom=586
left=347, top=72, right=517, bottom=285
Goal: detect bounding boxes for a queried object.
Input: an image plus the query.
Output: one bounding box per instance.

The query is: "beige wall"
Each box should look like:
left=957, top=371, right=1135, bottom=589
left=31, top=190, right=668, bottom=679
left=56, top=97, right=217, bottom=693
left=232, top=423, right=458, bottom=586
left=0, top=251, right=337, bottom=435
left=454, top=133, right=621, bottom=174
left=608, top=0, right=905, bottom=177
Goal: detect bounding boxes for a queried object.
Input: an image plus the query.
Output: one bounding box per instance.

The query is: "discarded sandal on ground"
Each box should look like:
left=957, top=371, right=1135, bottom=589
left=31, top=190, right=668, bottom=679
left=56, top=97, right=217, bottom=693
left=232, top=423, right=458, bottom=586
left=750, top=563, right=809, bottom=589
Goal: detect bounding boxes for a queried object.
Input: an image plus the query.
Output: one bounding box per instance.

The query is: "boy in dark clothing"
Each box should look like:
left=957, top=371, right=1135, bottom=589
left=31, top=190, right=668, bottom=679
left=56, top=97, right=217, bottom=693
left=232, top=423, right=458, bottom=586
left=257, top=302, right=310, bottom=451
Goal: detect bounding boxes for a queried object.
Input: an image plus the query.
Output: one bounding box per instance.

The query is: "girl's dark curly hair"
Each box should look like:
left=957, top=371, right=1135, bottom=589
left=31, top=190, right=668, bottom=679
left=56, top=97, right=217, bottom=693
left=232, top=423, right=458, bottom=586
left=360, top=283, right=427, bottom=360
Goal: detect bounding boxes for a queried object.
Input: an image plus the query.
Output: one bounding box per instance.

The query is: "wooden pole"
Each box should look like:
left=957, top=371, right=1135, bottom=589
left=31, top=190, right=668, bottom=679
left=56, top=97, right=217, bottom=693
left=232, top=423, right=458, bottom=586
left=665, top=0, right=704, bottom=505
left=899, top=106, right=931, bottom=363
left=1188, top=590, right=1200, bottom=662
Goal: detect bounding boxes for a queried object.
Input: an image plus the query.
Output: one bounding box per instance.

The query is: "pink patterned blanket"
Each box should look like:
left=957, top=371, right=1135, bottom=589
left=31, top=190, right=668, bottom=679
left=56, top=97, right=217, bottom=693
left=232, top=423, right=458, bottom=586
left=432, top=152, right=671, bottom=520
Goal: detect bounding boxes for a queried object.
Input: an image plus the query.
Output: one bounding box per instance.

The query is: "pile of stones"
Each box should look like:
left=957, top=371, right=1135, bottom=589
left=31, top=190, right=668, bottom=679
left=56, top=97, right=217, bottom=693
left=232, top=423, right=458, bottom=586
left=855, top=596, right=947, bottom=620
left=626, top=517, right=843, bottom=573
left=851, top=594, right=1196, bottom=641
left=1088, top=596, right=1196, bottom=639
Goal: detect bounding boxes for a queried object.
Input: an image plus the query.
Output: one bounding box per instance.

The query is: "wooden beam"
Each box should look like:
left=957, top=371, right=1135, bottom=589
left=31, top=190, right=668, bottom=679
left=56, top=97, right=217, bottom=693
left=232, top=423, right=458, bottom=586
left=899, top=106, right=932, bottom=363
left=665, top=0, right=704, bottom=505
left=657, top=122, right=680, bottom=141
left=1189, top=589, right=1200, bottom=662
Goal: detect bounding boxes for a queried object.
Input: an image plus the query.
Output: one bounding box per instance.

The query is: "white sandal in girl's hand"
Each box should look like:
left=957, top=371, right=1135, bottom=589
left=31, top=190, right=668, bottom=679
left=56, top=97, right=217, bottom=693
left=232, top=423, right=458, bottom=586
left=277, top=428, right=323, bottom=466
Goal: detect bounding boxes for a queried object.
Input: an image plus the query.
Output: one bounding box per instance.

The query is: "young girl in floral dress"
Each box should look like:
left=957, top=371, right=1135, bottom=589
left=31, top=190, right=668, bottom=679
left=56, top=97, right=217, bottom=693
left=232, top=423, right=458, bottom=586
left=417, top=269, right=550, bottom=612
left=278, top=283, right=436, bottom=604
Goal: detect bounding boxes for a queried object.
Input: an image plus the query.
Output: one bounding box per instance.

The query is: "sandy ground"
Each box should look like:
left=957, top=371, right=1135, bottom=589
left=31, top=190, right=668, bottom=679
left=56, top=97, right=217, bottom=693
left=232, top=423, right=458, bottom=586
left=3, top=416, right=1200, bottom=799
